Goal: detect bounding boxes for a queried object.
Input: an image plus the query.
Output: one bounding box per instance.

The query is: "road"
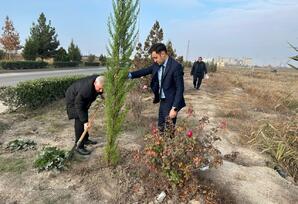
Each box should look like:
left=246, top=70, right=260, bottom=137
left=0, top=67, right=106, bottom=87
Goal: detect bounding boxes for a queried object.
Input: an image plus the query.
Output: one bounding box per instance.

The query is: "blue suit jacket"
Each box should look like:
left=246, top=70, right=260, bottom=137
left=130, top=56, right=186, bottom=111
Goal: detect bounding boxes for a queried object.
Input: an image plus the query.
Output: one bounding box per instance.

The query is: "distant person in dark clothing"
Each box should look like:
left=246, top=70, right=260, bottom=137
left=65, top=75, right=104, bottom=155
left=191, top=57, right=208, bottom=90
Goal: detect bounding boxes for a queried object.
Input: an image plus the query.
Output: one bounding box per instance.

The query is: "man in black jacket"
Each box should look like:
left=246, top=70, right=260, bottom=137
left=65, top=75, right=104, bottom=155
left=128, top=43, right=186, bottom=131
left=191, top=57, right=207, bottom=90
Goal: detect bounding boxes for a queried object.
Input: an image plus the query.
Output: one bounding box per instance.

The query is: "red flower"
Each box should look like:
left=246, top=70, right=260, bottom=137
left=187, top=130, right=193, bottom=138
left=219, top=120, right=228, bottom=129
left=152, top=127, right=158, bottom=135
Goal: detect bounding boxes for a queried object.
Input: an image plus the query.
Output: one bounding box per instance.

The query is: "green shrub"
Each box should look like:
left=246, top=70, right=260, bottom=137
left=6, top=139, right=36, bottom=151
left=0, top=61, right=48, bottom=69
left=0, top=75, right=83, bottom=109
left=53, top=61, right=80, bottom=68
left=84, top=62, right=100, bottom=66
left=34, top=147, right=68, bottom=172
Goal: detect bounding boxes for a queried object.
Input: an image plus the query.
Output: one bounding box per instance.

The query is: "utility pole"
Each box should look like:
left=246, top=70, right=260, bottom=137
left=185, top=40, right=190, bottom=62
left=137, top=0, right=140, bottom=43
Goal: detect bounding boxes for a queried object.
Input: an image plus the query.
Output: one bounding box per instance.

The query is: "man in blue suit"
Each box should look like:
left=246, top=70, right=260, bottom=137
left=128, top=43, right=186, bottom=131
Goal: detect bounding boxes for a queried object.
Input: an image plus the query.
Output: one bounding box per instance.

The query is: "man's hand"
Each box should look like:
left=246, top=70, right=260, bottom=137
left=84, top=123, right=91, bottom=131
left=169, top=108, right=177, bottom=119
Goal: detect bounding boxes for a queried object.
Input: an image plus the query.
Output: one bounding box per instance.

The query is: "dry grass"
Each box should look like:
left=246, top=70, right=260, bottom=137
left=248, top=119, right=298, bottom=181
left=224, top=68, right=298, bottom=113
left=217, top=109, right=250, bottom=120
left=208, top=67, right=298, bottom=182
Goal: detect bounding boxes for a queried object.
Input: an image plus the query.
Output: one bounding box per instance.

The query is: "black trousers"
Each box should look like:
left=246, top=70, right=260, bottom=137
left=193, top=76, right=203, bottom=89
left=74, top=118, right=89, bottom=148
left=158, top=99, right=177, bottom=132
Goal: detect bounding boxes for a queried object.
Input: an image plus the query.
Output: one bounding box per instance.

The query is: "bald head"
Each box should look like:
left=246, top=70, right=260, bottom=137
left=94, top=76, right=105, bottom=93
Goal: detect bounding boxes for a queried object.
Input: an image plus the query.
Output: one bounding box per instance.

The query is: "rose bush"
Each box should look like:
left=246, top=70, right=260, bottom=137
left=141, top=107, right=223, bottom=185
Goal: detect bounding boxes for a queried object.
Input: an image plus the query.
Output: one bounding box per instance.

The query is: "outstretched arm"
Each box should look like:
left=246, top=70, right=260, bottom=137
left=129, top=65, right=154, bottom=79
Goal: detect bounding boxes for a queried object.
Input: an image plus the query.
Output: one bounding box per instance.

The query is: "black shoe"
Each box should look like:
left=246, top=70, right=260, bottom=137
left=85, top=139, right=98, bottom=145
left=75, top=146, right=91, bottom=155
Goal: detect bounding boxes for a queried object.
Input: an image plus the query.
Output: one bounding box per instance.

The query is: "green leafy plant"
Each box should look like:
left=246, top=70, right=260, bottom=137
left=34, top=147, right=69, bottom=172
left=6, top=139, right=36, bottom=151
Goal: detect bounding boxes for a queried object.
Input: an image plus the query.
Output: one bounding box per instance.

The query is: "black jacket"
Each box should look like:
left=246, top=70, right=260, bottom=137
left=191, top=61, right=207, bottom=77
left=130, top=56, right=186, bottom=111
left=65, top=75, right=100, bottom=123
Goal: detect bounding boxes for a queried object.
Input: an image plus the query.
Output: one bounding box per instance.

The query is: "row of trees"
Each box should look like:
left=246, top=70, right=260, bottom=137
left=0, top=13, right=106, bottom=64
left=53, top=40, right=81, bottom=62
left=87, top=54, right=107, bottom=65
left=0, top=13, right=80, bottom=62
left=133, top=21, right=184, bottom=69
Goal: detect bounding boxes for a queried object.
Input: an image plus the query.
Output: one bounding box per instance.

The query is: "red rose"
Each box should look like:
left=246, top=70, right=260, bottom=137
left=187, top=130, right=193, bottom=138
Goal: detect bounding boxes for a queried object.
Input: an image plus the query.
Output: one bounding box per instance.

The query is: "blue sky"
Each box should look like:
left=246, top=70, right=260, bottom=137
left=0, top=0, right=297, bottom=65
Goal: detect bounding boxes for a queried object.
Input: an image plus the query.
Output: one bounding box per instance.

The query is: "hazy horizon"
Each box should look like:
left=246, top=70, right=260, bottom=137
left=0, top=0, right=297, bottom=66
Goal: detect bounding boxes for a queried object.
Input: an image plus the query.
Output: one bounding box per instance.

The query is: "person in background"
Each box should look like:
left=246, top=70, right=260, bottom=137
left=191, top=56, right=208, bottom=90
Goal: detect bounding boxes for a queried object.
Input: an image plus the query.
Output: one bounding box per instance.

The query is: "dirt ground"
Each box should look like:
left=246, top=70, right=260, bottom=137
left=0, top=67, right=297, bottom=204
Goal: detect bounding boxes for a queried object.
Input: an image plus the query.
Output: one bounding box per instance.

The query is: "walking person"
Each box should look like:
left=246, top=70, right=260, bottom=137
left=191, top=57, right=208, bottom=90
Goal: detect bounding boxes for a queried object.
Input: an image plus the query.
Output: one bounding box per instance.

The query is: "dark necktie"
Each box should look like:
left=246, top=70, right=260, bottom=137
left=159, top=64, right=165, bottom=98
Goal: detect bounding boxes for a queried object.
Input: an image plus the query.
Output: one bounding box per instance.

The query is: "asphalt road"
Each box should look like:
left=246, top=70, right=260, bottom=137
left=0, top=67, right=106, bottom=87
